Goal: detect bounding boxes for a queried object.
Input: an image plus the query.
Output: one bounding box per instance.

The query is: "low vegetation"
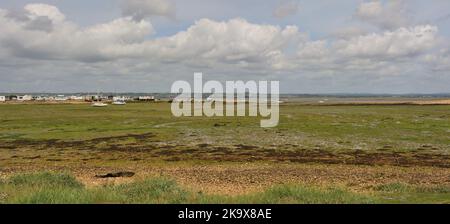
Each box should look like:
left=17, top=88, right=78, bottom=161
left=1, top=172, right=450, bottom=204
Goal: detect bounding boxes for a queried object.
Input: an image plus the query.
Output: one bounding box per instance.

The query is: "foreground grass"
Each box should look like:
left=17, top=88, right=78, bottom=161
left=1, top=172, right=450, bottom=204
left=374, top=182, right=450, bottom=204
left=0, top=172, right=376, bottom=204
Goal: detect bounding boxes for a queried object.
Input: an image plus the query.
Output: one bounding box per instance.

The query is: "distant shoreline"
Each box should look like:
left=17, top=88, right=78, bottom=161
left=1, top=98, right=449, bottom=105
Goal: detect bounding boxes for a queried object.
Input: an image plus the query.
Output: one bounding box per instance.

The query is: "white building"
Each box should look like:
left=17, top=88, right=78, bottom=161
left=47, top=96, right=55, bottom=101
left=17, top=95, right=32, bottom=101
left=138, top=96, right=155, bottom=101
left=55, top=95, right=68, bottom=101
left=0, top=96, right=5, bottom=102
left=113, top=96, right=126, bottom=102
left=68, top=95, right=83, bottom=100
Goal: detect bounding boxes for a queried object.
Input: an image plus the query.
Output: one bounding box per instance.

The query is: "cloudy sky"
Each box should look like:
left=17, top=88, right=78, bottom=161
left=0, top=0, right=449, bottom=93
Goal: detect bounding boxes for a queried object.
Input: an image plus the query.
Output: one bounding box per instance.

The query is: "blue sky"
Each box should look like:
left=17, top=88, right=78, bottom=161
left=0, top=0, right=449, bottom=93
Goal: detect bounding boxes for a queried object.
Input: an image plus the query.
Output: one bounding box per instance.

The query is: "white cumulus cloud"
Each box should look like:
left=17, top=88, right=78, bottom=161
left=334, top=25, right=438, bottom=58
left=0, top=5, right=153, bottom=62
left=24, top=4, right=65, bottom=24
left=0, top=3, right=449, bottom=93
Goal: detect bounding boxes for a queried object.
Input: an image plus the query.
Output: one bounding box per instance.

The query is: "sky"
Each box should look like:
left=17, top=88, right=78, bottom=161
left=0, top=0, right=449, bottom=93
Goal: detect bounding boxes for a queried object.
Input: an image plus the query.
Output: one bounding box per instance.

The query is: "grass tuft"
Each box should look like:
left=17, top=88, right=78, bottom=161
left=374, top=182, right=414, bottom=193
left=240, top=185, right=376, bottom=204
left=9, top=172, right=83, bottom=189
left=111, top=178, right=189, bottom=203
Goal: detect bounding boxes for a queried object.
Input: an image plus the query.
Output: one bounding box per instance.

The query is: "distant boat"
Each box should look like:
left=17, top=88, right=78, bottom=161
left=92, top=92, right=107, bottom=107
left=112, top=101, right=126, bottom=105
left=92, top=102, right=108, bottom=107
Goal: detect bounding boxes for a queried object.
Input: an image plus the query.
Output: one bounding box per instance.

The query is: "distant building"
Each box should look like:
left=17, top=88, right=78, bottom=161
left=84, top=95, right=96, bottom=101
left=0, top=96, right=5, bottom=102
left=68, top=95, right=83, bottom=100
left=35, top=96, right=45, bottom=101
left=138, top=96, right=155, bottom=101
left=88, top=95, right=108, bottom=101
left=113, top=96, right=126, bottom=102
left=55, top=95, right=68, bottom=101
left=17, top=95, right=32, bottom=101
left=7, top=95, right=17, bottom=101
left=45, top=96, right=55, bottom=101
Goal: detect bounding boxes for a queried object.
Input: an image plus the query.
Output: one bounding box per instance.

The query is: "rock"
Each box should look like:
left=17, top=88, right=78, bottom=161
left=95, top=171, right=135, bottom=178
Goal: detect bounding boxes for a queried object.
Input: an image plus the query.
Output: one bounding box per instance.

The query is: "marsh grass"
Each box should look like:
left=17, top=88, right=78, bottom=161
left=3, top=172, right=450, bottom=204
left=374, top=182, right=450, bottom=204
left=9, top=172, right=83, bottom=188
left=107, top=178, right=189, bottom=203
left=0, top=172, right=380, bottom=204
left=197, top=185, right=377, bottom=204
left=0, top=103, right=448, bottom=150
left=375, top=182, right=450, bottom=194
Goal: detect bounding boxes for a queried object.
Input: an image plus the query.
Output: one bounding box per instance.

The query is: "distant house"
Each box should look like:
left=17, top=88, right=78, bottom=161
left=35, top=96, right=45, bottom=101
left=69, top=96, right=83, bottom=100
left=138, top=96, right=155, bottom=101
left=55, top=95, right=68, bottom=101
left=89, top=95, right=107, bottom=101
left=7, top=95, right=17, bottom=101
left=84, top=95, right=96, bottom=101
left=44, top=96, right=55, bottom=101
left=17, top=95, right=32, bottom=101
left=0, top=96, right=5, bottom=102
left=113, top=96, right=126, bottom=102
